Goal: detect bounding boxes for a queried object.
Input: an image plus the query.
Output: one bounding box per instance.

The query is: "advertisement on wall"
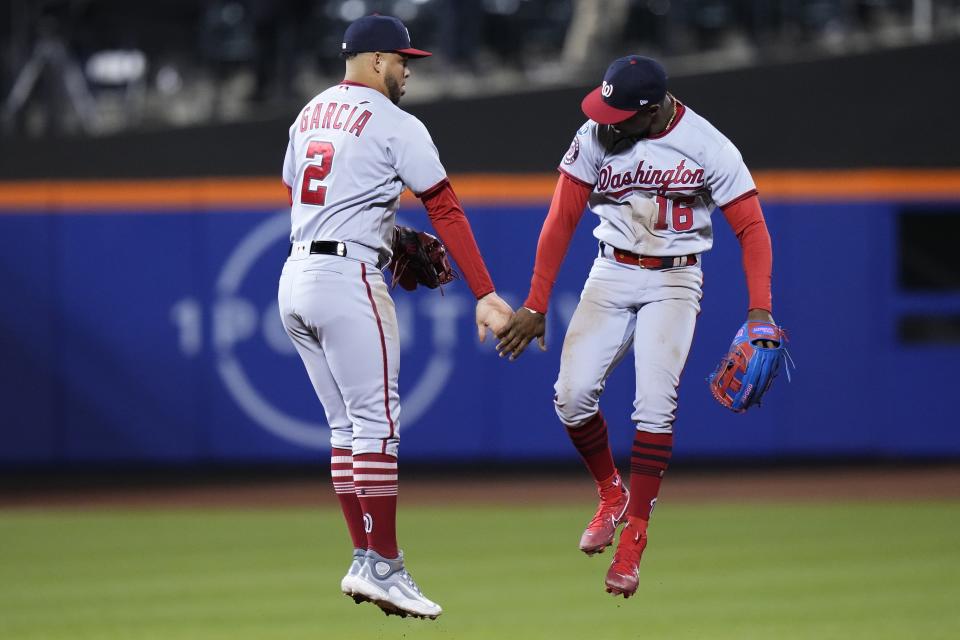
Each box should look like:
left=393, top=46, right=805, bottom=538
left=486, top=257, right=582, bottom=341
left=2, top=197, right=958, bottom=463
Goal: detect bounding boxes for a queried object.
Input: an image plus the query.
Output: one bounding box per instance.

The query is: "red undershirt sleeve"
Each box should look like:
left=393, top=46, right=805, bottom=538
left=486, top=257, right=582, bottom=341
left=720, top=193, right=773, bottom=313
left=419, top=181, right=496, bottom=299
left=522, top=173, right=593, bottom=314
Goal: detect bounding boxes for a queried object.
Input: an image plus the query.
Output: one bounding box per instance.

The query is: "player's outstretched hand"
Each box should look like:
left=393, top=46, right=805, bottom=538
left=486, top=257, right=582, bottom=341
left=476, top=292, right=513, bottom=343
left=495, top=307, right=546, bottom=361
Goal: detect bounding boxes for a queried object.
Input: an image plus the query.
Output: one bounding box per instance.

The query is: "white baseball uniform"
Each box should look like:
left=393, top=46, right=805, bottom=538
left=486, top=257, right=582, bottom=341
left=278, top=81, right=447, bottom=456
left=553, top=101, right=756, bottom=432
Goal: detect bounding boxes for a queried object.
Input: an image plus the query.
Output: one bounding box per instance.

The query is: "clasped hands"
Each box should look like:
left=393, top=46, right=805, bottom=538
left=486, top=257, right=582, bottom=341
left=475, top=295, right=545, bottom=360
left=495, top=306, right=546, bottom=361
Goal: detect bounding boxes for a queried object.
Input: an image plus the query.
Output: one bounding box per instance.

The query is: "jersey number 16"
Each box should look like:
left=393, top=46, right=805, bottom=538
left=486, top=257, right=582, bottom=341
left=301, top=141, right=336, bottom=206
left=654, top=195, right=695, bottom=232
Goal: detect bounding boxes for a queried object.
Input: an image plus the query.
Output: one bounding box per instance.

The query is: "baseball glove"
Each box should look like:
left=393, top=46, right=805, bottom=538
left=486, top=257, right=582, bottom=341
left=388, top=225, right=457, bottom=292
left=707, top=321, right=793, bottom=413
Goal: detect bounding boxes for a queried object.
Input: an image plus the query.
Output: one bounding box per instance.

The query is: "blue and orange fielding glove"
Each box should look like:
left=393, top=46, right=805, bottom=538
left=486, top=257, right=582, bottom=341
left=707, top=321, right=793, bottom=413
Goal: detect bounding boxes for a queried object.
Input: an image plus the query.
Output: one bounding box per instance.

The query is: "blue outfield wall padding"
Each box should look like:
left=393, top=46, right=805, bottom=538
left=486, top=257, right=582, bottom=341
left=1, top=201, right=958, bottom=464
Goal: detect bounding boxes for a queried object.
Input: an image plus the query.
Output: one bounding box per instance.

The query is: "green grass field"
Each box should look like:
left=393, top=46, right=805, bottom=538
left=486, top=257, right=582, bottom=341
left=2, top=501, right=958, bottom=639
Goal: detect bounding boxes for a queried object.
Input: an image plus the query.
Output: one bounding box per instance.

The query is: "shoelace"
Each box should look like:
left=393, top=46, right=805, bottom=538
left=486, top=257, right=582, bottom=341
left=399, top=569, right=423, bottom=595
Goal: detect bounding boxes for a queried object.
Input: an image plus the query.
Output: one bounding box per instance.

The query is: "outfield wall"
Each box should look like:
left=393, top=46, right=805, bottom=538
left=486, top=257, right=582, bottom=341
left=1, top=173, right=959, bottom=464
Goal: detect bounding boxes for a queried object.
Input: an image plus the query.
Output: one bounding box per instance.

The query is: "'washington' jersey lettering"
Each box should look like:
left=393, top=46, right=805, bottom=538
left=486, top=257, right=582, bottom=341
left=282, top=82, right=446, bottom=258
left=559, top=102, right=756, bottom=256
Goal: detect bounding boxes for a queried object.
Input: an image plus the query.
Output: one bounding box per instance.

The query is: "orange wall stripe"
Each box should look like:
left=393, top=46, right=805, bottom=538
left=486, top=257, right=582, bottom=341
left=0, top=178, right=286, bottom=211
left=755, top=169, right=960, bottom=200
left=0, top=170, right=958, bottom=211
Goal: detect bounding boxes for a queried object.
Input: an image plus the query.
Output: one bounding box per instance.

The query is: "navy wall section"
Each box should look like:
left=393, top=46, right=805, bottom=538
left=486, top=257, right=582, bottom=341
left=2, top=201, right=958, bottom=464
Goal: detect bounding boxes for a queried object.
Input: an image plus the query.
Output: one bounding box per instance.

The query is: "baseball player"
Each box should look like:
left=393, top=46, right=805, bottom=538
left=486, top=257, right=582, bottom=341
left=278, top=15, right=512, bottom=619
left=496, top=56, right=775, bottom=598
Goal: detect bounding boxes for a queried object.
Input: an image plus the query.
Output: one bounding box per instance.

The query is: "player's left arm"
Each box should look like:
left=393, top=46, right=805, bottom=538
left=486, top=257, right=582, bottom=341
left=391, top=116, right=511, bottom=338
left=419, top=180, right=495, bottom=300
left=709, top=192, right=790, bottom=409
left=706, top=144, right=788, bottom=408
left=391, top=117, right=496, bottom=299
left=419, top=183, right=514, bottom=341
left=720, top=192, right=772, bottom=315
left=721, top=192, right=776, bottom=345
left=706, top=139, right=775, bottom=329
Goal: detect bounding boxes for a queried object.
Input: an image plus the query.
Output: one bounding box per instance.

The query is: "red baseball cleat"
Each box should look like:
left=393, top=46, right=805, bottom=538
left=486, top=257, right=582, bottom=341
left=604, top=519, right=648, bottom=598
left=579, top=477, right=630, bottom=555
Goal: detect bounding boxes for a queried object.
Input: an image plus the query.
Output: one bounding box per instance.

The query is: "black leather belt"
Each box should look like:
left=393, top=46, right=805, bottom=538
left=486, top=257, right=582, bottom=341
left=288, top=240, right=347, bottom=257
left=599, top=241, right=698, bottom=269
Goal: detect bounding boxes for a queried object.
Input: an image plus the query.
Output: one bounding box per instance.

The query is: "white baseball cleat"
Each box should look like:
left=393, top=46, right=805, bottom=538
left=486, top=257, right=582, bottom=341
left=350, top=549, right=442, bottom=619
left=340, top=548, right=367, bottom=600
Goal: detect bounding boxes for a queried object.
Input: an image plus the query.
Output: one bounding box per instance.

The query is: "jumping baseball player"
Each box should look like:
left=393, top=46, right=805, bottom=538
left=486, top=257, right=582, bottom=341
left=278, top=15, right=512, bottom=619
left=496, top=56, right=778, bottom=598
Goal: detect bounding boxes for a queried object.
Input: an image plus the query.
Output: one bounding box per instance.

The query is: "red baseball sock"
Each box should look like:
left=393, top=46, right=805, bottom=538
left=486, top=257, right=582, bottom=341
left=566, top=411, right=618, bottom=485
left=331, top=448, right=367, bottom=549
left=628, top=430, right=673, bottom=520
left=353, top=452, right=399, bottom=559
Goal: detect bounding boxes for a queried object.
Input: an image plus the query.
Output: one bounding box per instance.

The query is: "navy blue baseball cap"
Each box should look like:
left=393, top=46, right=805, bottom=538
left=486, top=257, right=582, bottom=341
left=341, top=15, right=431, bottom=58
left=581, top=55, right=667, bottom=124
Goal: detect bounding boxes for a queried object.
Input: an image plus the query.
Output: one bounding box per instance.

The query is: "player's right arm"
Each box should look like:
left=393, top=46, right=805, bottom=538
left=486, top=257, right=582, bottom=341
left=495, top=173, right=592, bottom=359
left=281, top=124, right=296, bottom=196
left=523, top=172, right=594, bottom=313
left=496, top=123, right=599, bottom=360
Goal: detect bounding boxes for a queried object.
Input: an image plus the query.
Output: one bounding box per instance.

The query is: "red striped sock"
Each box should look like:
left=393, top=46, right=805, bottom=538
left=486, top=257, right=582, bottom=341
left=565, top=411, right=617, bottom=485
left=331, top=448, right=367, bottom=549
left=353, top=452, right=399, bottom=559
left=628, top=431, right=673, bottom=520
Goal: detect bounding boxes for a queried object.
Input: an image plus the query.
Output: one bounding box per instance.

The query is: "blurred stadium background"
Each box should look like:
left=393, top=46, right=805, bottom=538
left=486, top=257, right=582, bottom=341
left=1, top=1, right=959, bottom=638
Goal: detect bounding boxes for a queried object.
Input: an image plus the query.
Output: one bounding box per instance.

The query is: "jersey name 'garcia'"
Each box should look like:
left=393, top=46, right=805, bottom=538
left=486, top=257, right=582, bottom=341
left=282, top=82, right=446, bottom=259
left=559, top=101, right=756, bottom=257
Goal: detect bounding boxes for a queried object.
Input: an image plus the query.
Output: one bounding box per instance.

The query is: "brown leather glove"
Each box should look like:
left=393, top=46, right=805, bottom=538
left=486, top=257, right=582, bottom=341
left=388, top=225, right=458, bottom=291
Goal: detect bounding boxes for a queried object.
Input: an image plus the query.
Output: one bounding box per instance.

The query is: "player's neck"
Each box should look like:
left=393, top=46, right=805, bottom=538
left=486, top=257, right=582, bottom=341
left=342, top=71, right=389, bottom=101
left=648, top=95, right=677, bottom=137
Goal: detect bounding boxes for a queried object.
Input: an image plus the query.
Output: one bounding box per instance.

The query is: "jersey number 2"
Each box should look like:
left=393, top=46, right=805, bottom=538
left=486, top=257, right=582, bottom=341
left=654, top=195, right=695, bottom=232
left=301, top=141, right=335, bottom=206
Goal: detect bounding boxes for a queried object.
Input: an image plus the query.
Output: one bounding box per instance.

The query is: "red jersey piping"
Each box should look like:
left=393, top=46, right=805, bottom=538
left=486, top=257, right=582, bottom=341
left=360, top=263, right=396, bottom=443
left=647, top=100, right=686, bottom=140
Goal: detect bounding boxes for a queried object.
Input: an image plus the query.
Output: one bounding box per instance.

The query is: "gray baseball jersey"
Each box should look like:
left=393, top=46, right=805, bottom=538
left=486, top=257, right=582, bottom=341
left=559, top=102, right=755, bottom=258
left=282, top=81, right=446, bottom=260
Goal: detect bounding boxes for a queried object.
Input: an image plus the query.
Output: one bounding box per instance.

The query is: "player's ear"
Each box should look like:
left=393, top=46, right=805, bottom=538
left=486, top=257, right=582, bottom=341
left=373, top=52, right=384, bottom=73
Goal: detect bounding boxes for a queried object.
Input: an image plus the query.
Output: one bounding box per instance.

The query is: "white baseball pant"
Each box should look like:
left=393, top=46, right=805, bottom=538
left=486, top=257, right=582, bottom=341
left=554, top=253, right=703, bottom=434
left=278, top=243, right=400, bottom=456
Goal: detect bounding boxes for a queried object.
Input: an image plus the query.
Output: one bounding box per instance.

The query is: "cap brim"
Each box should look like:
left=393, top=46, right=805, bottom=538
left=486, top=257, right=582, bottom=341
left=581, top=86, right=638, bottom=125
left=395, top=47, right=432, bottom=58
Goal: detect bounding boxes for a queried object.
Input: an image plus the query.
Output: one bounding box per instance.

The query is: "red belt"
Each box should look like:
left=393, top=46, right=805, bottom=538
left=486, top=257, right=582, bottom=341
left=601, top=242, right=698, bottom=269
